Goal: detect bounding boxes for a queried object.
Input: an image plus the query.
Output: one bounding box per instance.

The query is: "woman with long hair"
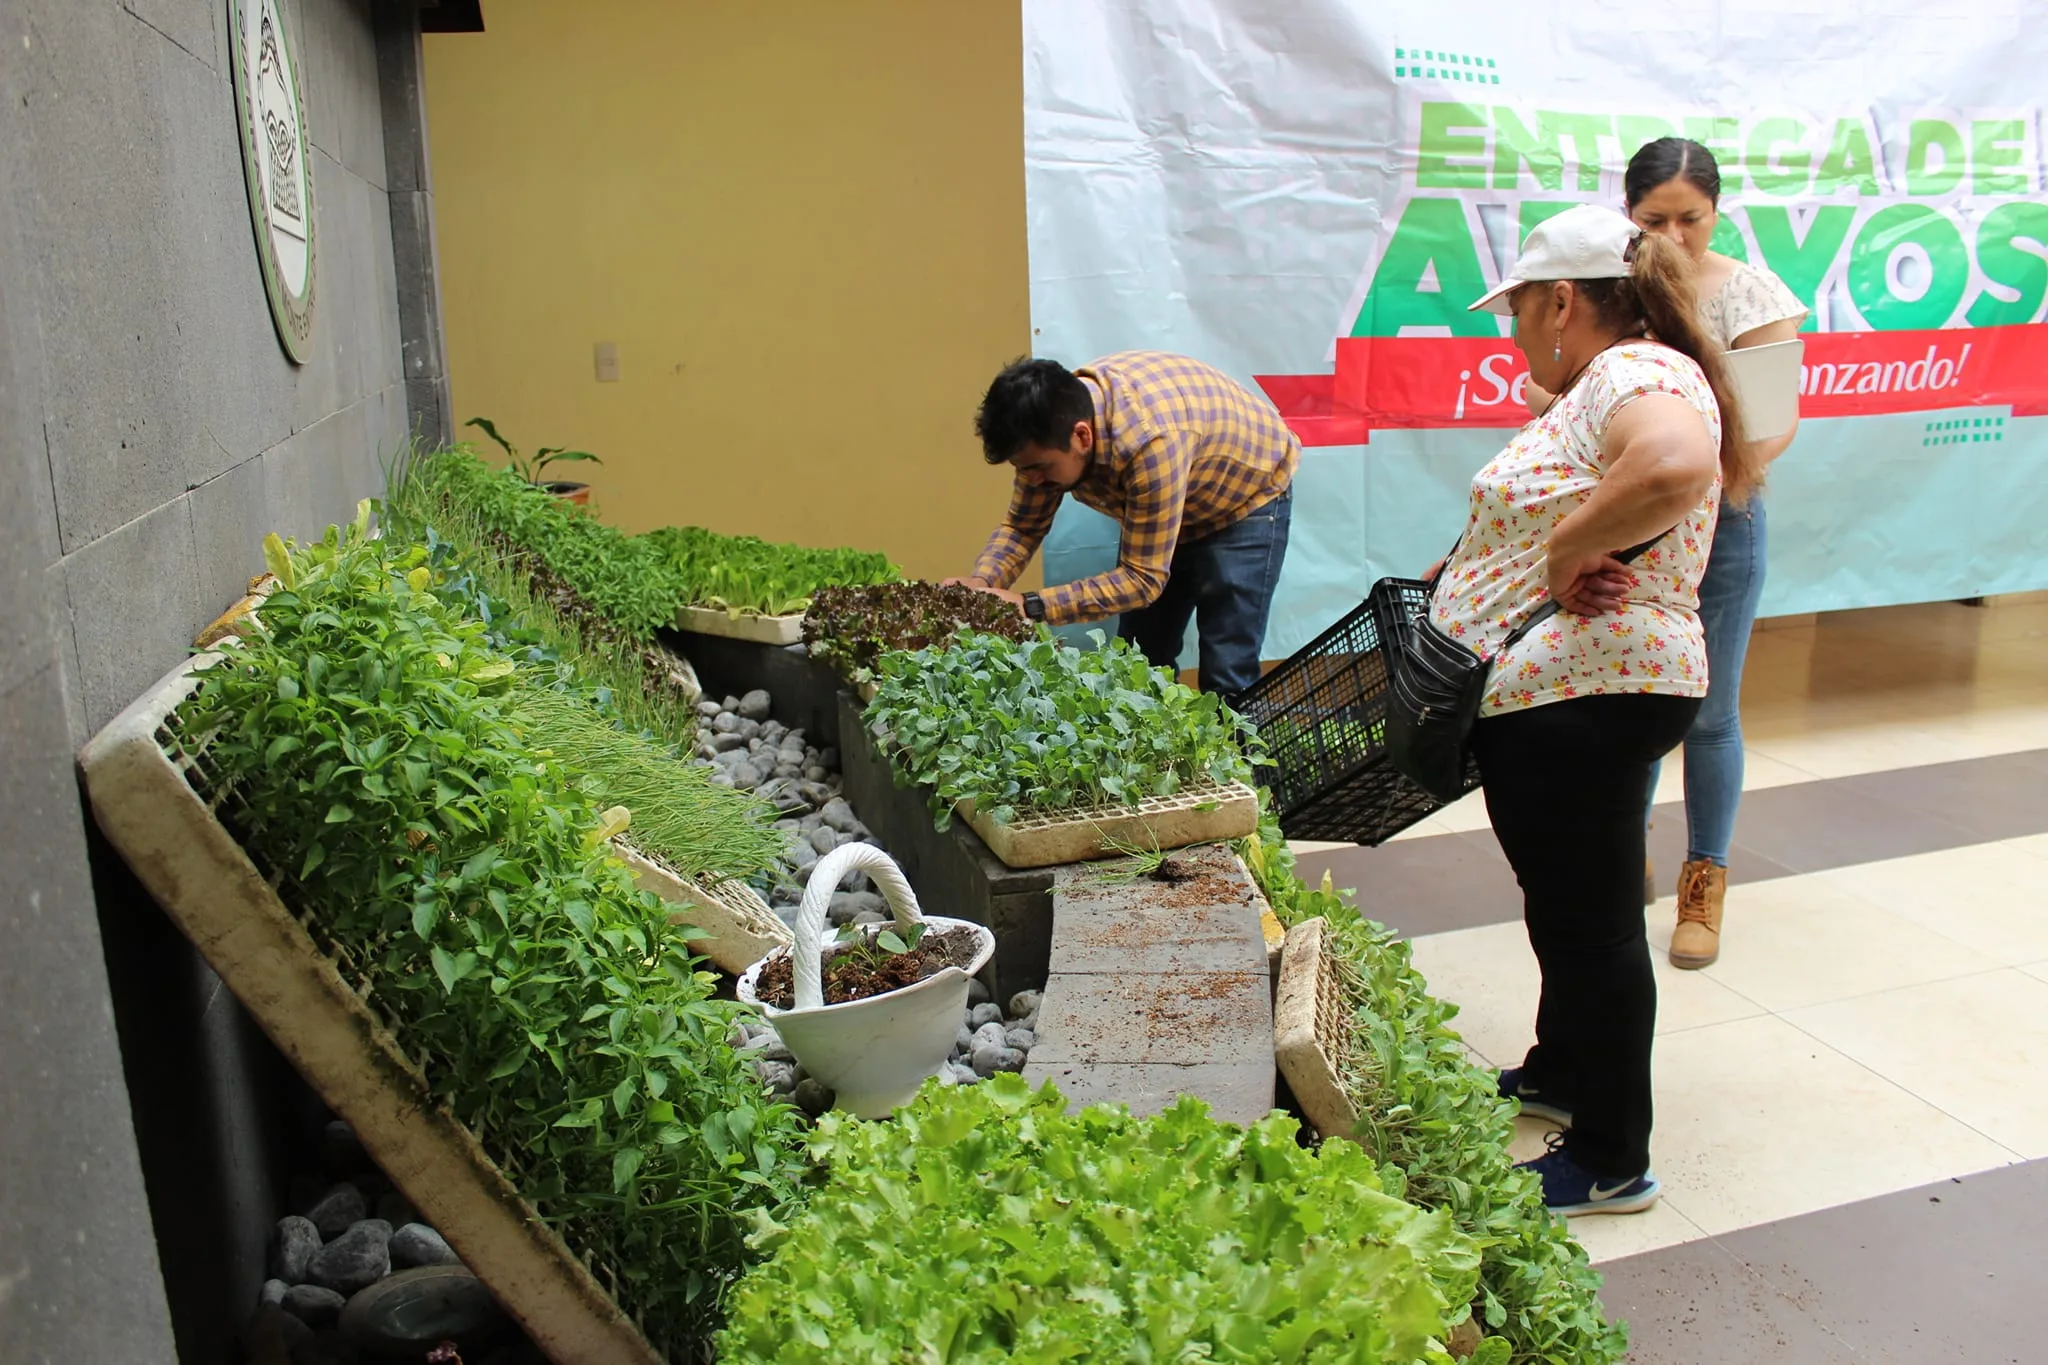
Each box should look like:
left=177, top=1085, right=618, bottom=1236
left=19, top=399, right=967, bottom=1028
left=1625, top=137, right=1807, bottom=968
left=1439, top=204, right=1756, bottom=1214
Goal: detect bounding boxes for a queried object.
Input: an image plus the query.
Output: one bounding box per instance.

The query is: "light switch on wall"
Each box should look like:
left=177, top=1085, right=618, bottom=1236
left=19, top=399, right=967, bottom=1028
left=594, top=342, right=620, bottom=382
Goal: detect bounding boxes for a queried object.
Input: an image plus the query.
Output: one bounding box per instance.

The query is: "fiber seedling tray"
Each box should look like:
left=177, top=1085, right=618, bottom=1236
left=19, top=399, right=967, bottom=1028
left=1272, top=916, right=1360, bottom=1142
left=614, top=842, right=790, bottom=976
left=958, top=777, right=1259, bottom=870
left=81, top=656, right=663, bottom=1365
left=673, top=605, right=805, bottom=646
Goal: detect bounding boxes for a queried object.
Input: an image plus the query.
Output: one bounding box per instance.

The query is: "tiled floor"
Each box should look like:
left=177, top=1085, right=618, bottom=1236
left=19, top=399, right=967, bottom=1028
left=1288, top=598, right=2048, bottom=1360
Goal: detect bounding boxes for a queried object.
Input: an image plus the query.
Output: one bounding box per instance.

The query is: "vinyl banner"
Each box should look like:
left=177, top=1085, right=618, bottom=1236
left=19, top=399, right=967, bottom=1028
left=1023, top=1, right=2048, bottom=659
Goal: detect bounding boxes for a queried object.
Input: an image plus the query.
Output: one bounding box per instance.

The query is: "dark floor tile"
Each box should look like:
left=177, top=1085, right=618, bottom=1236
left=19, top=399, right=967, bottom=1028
left=1647, top=805, right=1804, bottom=892
left=1295, top=830, right=1524, bottom=938
left=1708, top=1160, right=2048, bottom=1365
left=1601, top=1235, right=1870, bottom=1364
left=1833, top=748, right=2048, bottom=844
left=1707, top=782, right=1984, bottom=876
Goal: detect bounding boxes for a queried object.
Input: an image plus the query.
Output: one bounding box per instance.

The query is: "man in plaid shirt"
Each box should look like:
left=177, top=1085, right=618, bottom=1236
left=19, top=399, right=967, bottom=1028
left=950, top=352, right=1299, bottom=699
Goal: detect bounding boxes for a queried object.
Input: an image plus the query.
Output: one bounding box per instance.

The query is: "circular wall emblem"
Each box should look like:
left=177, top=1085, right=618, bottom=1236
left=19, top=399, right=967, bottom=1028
left=229, top=0, right=316, bottom=363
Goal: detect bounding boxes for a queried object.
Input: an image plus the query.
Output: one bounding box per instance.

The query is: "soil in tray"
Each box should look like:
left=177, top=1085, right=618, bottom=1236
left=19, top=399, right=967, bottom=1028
left=755, top=924, right=984, bottom=1008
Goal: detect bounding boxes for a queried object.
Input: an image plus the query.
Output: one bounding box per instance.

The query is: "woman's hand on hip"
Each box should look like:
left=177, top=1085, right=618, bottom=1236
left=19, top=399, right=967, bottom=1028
left=1548, top=548, right=1633, bottom=616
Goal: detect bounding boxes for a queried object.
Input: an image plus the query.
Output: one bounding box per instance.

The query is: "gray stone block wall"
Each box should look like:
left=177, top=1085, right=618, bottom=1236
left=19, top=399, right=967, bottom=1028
left=0, top=0, right=448, bottom=1360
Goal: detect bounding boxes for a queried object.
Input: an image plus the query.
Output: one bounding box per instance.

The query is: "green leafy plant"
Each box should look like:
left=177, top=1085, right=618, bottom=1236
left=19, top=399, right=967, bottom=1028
left=866, top=630, right=1264, bottom=830
left=717, top=1074, right=1483, bottom=1363
left=644, top=525, right=900, bottom=619
left=803, top=580, right=1032, bottom=683
left=465, top=415, right=601, bottom=487
left=505, top=674, right=788, bottom=885
left=1237, top=804, right=1628, bottom=1365
left=176, top=516, right=805, bottom=1357
left=833, top=917, right=926, bottom=961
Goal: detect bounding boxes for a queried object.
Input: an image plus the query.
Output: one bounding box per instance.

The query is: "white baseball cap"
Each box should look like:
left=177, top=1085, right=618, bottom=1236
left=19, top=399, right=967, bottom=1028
left=1468, top=204, right=1645, bottom=315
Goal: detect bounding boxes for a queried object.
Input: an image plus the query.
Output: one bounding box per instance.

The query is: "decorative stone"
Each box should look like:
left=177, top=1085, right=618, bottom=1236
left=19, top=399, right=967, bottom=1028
left=389, top=1222, right=463, bottom=1270
left=966, top=978, right=991, bottom=1007
left=819, top=798, right=860, bottom=835
left=804, top=765, right=829, bottom=783
left=798, top=781, right=835, bottom=807
left=755, top=1059, right=797, bottom=1093
left=760, top=721, right=788, bottom=744
left=338, top=1265, right=504, bottom=1354
left=808, top=827, right=840, bottom=855
left=730, top=764, right=762, bottom=791
left=969, top=1003, right=1003, bottom=1029
left=242, top=1304, right=313, bottom=1364
left=971, top=1043, right=1025, bottom=1077
left=306, top=1220, right=392, bottom=1296
left=304, top=1184, right=366, bottom=1239
left=945, top=1061, right=981, bottom=1086
left=819, top=747, right=840, bottom=769
left=850, top=910, right=886, bottom=926
left=1007, top=990, right=1043, bottom=1020
left=261, top=1278, right=289, bottom=1308
left=955, top=1024, right=975, bottom=1054
left=738, top=718, right=762, bottom=741
left=793, top=1078, right=834, bottom=1117
left=696, top=699, right=723, bottom=718
left=1005, top=1027, right=1037, bottom=1052
left=710, top=731, right=748, bottom=752
left=711, top=711, right=744, bottom=734
left=721, top=695, right=741, bottom=712
left=282, top=1284, right=346, bottom=1328
left=272, top=1216, right=322, bottom=1283
left=738, top=689, right=773, bottom=720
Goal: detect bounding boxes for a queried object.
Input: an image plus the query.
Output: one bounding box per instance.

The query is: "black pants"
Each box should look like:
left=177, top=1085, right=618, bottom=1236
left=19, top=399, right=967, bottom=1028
left=1473, top=691, right=1702, bottom=1178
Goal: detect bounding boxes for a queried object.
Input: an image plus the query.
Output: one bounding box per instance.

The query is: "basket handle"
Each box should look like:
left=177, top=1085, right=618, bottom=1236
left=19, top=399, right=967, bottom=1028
left=791, top=843, right=928, bottom=1012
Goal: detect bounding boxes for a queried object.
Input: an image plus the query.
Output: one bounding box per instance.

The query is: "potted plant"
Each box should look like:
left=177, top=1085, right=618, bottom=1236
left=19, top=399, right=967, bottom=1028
left=464, top=416, right=602, bottom=505
left=737, top=843, right=993, bottom=1118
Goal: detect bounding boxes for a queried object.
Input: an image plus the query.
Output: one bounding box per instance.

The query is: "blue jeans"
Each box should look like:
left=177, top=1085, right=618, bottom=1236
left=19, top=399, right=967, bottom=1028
left=1118, top=488, right=1292, bottom=700
left=1647, top=497, right=1768, bottom=866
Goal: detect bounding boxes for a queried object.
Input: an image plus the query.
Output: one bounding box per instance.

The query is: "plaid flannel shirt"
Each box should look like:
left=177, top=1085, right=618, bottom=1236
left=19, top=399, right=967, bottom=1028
left=972, top=351, right=1300, bottom=624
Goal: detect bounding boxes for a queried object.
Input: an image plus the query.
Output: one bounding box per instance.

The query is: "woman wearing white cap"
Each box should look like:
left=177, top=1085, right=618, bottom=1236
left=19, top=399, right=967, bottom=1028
left=1437, top=203, right=1761, bottom=1215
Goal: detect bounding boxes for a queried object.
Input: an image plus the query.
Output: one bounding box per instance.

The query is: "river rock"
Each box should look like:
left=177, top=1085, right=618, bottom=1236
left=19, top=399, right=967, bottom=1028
left=851, top=910, right=886, bottom=926
left=304, top=1184, right=366, bottom=1239
left=971, top=1021, right=1008, bottom=1051
left=818, top=798, right=860, bottom=835
left=272, top=1216, right=322, bottom=1283
left=721, top=695, right=741, bottom=712
left=738, top=689, right=773, bottom=720
left=260, top=1278, right=289, bottom=1308
left=760, top=720, right=787, bottom=744
left=804, top=765, right=829, bottom=783
left=793, top=1078, right=834, bottom=1117
left=797, top=780, right=834, bottom=807
left=945, top=1060, right=980, bottom=1086
left=339, top=1266, right=503, bottom=1354
left=955, top=1023, right=975, bottom=1054
left=1005, top=1027, right=1037, bottom=1052
left=389, top=1223, right=463, bottom=1270
left=711, top=731, right=749, bottom=753
left=755, top=1060, right=797, bottom=1093
left=282, top=1284, right=346, bottom=1328
left=966, top=978, right=991, bottom=1006
left=819, top=747, right=840, bottom=769
left=306, top=1220, right=392, bottom=1296
left=707, top=769, right=735, bottom=788
left=970, top=1043, right=1024, bottom=1078
left=697, top=698, right=723, bottom=718
left=969, top=1003, right=1004, bottom=1029
left=1007, top=990, right=1043, bottom=1020
left=809, top=827, right=840, bottom=855
left=711, top=711, right=744, bottom=734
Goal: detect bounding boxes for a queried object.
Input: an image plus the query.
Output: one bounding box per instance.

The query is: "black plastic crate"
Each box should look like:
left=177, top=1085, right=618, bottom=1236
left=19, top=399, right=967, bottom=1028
left=1238, top=578, right=1478, bottom=846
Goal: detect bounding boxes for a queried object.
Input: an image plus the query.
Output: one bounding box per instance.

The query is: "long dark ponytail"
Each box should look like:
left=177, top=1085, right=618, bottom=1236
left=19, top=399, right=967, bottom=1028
left=1577, top=235, right=1760, bottom=503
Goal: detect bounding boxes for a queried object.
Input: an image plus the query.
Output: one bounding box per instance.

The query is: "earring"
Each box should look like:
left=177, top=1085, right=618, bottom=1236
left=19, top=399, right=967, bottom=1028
left=1552, top=332, right=1563, bottom=364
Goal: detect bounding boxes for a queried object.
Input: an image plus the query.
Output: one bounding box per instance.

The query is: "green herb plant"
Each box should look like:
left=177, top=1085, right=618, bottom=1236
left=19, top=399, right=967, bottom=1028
left=178, top=514, right=804, bottom=1357
left=466, top=415, right=602, bottom=487
left=717, top=1074, right=1489, bottom=1364
left=1237, top=802, right=1628, bottom=1365
left=644, top=525, right=900, bottom=619
left=865, top=630, right=1264, bottom=831
left=831, top=918, right=926, bottom=966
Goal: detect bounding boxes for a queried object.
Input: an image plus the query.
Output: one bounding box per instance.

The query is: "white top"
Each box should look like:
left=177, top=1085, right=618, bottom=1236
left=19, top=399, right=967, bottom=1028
left=1701, top=261, right=1808, bottom=350
left=1430, top=342, right=1724, bottom=716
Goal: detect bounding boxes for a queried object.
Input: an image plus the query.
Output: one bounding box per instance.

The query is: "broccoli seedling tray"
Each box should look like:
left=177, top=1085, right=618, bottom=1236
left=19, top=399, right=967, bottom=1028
left=958, top=777, right=1260, bottom=870
left=1272, top=915, right=1361, bottom=1142
left=80, top=655, right=664, bottom=1365
left=673, top=605, right=805, bottom=646
left=614, top=842, right=790, bottom=976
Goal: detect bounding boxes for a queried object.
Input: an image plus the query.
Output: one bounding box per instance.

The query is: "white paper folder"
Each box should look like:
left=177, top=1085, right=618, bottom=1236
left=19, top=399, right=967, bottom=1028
left=1721, top=338, right=1804, bottom=442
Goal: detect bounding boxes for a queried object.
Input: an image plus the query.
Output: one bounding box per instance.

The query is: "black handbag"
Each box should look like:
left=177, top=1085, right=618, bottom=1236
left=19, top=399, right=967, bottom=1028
left=1374, top=535, right=1667, bottom=802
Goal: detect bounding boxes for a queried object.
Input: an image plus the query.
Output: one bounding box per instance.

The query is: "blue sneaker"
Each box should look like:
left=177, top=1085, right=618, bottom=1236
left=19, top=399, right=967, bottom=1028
left=1518, top=1133, right=1660, bottom=1217
left=1497, top=1067, right=1573, bottom=1125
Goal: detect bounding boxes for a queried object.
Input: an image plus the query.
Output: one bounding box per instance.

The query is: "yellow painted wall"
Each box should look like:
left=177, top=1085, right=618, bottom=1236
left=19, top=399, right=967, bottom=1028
left=422, top=1, right=1032, bottom=583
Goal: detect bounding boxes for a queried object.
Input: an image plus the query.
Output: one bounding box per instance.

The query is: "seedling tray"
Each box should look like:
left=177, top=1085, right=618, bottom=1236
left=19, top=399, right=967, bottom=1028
left=1272, top=916, right=1360, bottom=1142
left=958, top=777, right=1259, bottom=870
left=81, top=656, right=663, bottom=1365
left=673, top=604, right=804, bottom=646
left=614, top=842, right=790, bottom=976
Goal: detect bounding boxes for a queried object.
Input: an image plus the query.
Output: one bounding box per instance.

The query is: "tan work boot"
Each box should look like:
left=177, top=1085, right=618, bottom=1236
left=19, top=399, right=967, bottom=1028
left=1643, top=858, right=1656, bottom=907
left=1669, top=860, right=1726, bottom=969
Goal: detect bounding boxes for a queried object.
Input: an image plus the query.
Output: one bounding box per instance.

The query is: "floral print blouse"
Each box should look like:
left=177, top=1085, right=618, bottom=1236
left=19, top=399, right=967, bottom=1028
left=1429, top=342, right=1723, bottom=716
